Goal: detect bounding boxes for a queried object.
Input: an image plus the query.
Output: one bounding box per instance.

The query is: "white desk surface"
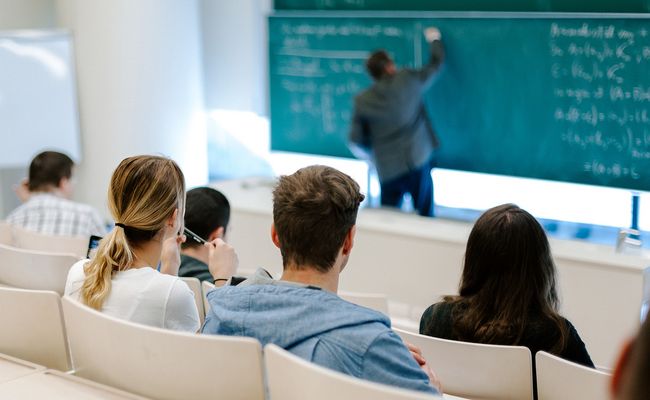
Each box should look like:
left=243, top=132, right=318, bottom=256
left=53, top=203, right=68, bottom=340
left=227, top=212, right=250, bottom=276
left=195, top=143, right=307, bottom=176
left=0, top=370, right=149, bottom=399
left=0, top=353, right=43, bottom=384
left=443, top=394, right=470, bottom=400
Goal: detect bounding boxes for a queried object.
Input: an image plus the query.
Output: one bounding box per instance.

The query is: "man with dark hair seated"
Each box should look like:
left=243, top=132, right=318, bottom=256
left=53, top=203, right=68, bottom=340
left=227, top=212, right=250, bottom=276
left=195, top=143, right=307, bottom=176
left=179, top=187, right=231, bottom=282
left=202, top=165, right=441, bottom=395
left=7, top=150, right=105, bottom=237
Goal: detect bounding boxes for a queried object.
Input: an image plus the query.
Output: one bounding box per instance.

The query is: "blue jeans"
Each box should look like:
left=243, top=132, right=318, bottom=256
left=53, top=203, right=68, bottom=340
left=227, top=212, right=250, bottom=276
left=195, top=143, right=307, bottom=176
left=380, top=163, right=434, bottom=217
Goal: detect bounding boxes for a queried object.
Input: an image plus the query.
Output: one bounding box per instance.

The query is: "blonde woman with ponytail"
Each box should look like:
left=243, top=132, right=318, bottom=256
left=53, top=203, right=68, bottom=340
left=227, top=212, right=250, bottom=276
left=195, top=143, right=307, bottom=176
left=64, top=155, right=236, bottom=332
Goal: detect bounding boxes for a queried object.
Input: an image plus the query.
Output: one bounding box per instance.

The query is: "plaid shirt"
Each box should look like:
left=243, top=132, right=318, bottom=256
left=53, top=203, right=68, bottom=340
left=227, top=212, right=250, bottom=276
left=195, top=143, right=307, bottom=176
left=6, top=193, right=106, bottom=237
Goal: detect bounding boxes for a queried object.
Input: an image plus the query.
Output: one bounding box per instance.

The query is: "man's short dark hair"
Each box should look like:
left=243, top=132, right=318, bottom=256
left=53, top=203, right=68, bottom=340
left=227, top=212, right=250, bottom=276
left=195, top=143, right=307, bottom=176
left=272, top=165, right=365, bottom=273
left=28, top=151, right=74, bottom=192
left=366, top=50, right=393, bottom=80
left=182, top=187, right=230, bottom=249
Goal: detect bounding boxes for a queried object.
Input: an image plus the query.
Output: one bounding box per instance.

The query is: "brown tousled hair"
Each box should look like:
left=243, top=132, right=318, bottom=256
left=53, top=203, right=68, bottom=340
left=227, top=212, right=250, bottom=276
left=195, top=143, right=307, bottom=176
left=272, top=165, right=364, bottom=273
left=80, top=155, right=185, bottom=310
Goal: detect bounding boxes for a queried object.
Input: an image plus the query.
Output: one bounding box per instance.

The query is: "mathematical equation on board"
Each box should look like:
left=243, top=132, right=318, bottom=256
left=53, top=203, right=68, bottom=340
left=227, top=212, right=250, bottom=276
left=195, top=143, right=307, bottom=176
left=274, top=22, right=409, bottom=138
left=550, top=22, right=650, bottom=181
left=278, top=22, right=405, bottom=39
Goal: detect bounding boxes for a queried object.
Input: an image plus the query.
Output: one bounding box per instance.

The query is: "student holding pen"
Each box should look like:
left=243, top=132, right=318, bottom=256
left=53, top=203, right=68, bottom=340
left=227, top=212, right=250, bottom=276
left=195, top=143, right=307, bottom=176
left=178, top=187, right=234, bottom=284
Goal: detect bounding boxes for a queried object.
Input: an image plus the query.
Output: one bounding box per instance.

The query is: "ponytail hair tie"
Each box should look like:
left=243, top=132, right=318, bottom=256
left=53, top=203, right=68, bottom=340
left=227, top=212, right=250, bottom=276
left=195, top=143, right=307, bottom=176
left=115, top=223, right=127, bottom=229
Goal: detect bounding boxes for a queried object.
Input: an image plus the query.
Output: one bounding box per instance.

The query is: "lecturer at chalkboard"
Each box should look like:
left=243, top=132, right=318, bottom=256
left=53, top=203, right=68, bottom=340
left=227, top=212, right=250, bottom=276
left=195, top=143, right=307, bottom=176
left=349, top=27, right=444, bottom=217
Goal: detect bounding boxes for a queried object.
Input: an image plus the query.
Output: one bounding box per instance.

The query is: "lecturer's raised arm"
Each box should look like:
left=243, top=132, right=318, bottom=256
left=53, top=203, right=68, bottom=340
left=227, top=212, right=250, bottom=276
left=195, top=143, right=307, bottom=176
left=415, top=27, right=445, bottom=85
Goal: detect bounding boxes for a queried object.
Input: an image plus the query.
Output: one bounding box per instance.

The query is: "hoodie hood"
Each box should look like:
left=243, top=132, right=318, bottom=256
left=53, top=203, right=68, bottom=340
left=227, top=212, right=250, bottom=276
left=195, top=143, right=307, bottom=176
left=203, top=268, right=390, bottom=350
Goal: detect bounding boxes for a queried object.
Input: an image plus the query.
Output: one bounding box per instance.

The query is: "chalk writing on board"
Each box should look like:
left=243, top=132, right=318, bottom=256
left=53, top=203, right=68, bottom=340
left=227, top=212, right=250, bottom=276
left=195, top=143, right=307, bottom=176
left=554, top=86, right=650, bottom=104
left=281, top=22, right=404, bottom=39
left=551, top=22, right=650, bottom=180
left=273, top=21, right=408, bottom=138
left=583, top=160, right=640, bottom=179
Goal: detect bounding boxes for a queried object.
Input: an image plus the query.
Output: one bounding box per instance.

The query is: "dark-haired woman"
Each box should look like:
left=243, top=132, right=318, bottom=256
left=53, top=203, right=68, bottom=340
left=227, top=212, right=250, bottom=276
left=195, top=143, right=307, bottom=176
left=420, top=204, right=593, bottom=393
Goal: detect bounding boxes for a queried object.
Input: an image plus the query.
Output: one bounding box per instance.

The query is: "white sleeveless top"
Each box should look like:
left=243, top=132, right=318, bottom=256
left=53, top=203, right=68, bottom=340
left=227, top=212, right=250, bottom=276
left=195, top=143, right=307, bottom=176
left=65, top=259, right=200, bottom=332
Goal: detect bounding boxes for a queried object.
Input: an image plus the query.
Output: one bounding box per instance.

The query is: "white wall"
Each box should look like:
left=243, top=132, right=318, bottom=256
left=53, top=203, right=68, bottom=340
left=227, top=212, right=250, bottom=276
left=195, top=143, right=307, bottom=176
left=0, top=0, right=57, bottom=218
left=56, top=0, right=208, bottom=218
left=200, top=0, right=271, bottom=115
left=0, top=0, right=272, bottom=218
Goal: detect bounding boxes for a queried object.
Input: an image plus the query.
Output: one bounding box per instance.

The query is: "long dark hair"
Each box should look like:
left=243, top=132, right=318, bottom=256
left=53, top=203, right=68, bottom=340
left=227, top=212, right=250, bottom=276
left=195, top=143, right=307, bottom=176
left=444, top=204, right=567, bottom=352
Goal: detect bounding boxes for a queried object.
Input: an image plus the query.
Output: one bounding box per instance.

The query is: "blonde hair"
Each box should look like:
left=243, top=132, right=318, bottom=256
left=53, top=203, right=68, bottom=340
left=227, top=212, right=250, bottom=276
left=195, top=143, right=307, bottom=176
left=80, top=155, right=185, bottom=310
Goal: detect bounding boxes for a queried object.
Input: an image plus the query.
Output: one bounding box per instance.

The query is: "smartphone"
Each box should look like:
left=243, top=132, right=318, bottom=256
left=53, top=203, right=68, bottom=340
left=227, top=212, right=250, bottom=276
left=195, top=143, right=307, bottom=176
left=87, top=235, right=103, bottom=259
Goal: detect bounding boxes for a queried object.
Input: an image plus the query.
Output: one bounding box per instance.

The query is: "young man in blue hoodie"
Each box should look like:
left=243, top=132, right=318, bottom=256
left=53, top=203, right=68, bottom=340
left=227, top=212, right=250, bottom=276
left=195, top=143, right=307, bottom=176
left=202, top=165, right=441, bottom=395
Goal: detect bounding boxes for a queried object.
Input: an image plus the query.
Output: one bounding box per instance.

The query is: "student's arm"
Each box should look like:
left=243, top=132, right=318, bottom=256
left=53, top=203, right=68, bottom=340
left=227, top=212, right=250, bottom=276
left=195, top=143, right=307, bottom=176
left=362, top=330, right=441, bottom=395
left=13, top=178, right=30, bottom=203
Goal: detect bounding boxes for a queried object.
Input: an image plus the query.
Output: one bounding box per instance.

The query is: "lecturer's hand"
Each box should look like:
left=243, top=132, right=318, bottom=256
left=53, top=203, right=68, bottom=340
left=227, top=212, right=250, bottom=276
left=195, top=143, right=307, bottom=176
left=424, top=27, right=441, bottom=43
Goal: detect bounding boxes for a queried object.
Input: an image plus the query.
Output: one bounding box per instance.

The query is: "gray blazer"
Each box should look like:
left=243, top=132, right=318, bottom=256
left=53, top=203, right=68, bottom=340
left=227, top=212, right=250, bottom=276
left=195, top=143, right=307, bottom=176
left=349, top=40, right=444, bottom=182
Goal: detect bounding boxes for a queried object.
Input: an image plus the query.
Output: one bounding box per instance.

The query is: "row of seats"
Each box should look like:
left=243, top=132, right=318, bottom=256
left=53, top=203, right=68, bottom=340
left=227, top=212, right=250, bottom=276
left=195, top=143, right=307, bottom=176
left=0, top=224, right=611, bottom=399
left=0, top=283, right=610, bottom=400
left=0, top=221, right=88, bottom=259
left=0, top=286, right=441, bottom=399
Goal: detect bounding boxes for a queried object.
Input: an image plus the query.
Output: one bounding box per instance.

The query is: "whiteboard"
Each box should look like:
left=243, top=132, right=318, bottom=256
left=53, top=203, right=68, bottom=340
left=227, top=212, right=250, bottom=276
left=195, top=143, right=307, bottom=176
left=0, top=31, right=81, bottom=167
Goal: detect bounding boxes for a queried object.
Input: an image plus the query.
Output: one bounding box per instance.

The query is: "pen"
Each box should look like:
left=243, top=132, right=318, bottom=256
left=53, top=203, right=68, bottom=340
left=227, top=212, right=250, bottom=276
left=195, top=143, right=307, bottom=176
left=183, top=227, right=208, bottom=245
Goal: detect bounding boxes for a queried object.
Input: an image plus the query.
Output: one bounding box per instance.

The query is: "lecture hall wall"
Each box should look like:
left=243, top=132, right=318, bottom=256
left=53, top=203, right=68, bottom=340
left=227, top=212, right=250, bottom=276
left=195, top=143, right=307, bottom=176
left=0, top=0, right=271, bottom=218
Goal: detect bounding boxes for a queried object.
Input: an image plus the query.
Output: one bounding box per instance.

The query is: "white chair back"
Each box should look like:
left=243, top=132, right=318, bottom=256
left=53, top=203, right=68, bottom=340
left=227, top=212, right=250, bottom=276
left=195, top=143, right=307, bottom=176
left=0, top=370, right=149, bottom=399
left=12, top=225, right=89, bottom=259
left=394, top=328, right=533, bottom=400
left=0, top=287, right=71, bottom=371
left=339, top=291, right=389, bottom=314
left=264, top=343, right=442, bottom=400
left=179, top=277, right=204, bottom=325
left=0, top=222, right=12, bottom=245
left=0, top=244, right=79, bottom=295
left=0, top=353, right=45, bottom=384
left=202, top=280, right=215, bottom=317
left=62, top=297, right=265, bottom=400
left=536, top=351, right=610, bottom=400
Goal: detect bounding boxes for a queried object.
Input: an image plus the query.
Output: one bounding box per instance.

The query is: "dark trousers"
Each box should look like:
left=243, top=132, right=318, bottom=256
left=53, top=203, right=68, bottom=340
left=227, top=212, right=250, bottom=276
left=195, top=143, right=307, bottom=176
left=380, top=163, right=434, bottom=217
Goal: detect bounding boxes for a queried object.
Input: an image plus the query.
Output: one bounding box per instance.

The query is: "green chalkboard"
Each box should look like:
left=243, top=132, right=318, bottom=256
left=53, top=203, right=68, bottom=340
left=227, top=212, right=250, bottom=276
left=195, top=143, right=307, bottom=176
left=274, top=0, right=650, bottom=13
left=269, top=15, right=650, bottom=190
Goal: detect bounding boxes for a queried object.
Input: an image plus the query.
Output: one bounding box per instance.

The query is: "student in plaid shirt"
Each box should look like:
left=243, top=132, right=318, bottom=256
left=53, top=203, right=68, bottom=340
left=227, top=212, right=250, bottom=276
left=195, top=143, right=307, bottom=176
left=6, top=151, right=105, bottom=237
